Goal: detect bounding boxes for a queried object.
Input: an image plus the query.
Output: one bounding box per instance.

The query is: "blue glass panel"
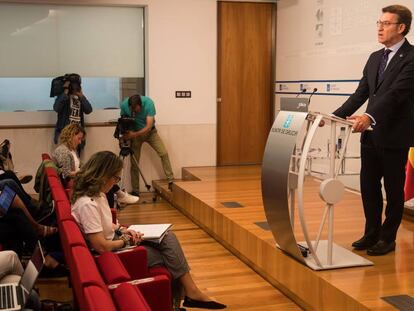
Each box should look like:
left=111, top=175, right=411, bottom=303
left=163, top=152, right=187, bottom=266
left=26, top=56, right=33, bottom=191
left=0, top=77, right=121, bottom=112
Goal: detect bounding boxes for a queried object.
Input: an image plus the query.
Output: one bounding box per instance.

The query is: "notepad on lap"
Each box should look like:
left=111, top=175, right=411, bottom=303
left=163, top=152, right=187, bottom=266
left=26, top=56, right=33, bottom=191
left=128, top=224, right=172, bottom=243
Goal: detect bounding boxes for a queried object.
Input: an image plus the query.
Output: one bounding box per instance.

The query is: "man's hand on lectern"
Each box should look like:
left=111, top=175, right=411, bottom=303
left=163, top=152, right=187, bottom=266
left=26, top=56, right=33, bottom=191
left=347, top=115, right=371, bottom=132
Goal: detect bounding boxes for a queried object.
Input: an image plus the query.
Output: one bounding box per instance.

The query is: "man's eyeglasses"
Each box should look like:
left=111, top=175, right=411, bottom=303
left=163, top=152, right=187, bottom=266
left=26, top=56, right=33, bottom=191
left=376, top=20, right=400, bottom=28
left=113, top=175, right=122, bottom=183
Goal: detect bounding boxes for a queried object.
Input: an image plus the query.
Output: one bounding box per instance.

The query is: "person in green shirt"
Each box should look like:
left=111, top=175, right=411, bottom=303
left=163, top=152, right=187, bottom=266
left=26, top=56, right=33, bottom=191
left=120, top=94, right=174, bottom=194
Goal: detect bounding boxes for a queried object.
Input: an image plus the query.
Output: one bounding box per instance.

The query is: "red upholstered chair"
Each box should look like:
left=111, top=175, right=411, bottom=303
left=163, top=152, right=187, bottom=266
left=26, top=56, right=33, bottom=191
left=95, top=252, right=131, bottom=285
left=50, top=183, right=69, bottom=203
left=41, top=153, right=51, bottom=161
left=65, top=179, right=74, bottom=199
left=60, top=220, right=87, bottom=270
left=70, top=245, right=107, bottom=309
left=83, top=285, right=117, bottom=311
left=110, top=209, right=117, bottom=224
left=115, top=247, right=170, bottom=281
left=56, top=200, right=75, bottom=236
left=60, top=220, right=86, bottom=248
left=96, top=250, right=172, bottom=311
left=44, top=166, right=59, bottom=178
left=112, top=283, right=151, bottom=311
left=55, top=200, right=74, bottom=223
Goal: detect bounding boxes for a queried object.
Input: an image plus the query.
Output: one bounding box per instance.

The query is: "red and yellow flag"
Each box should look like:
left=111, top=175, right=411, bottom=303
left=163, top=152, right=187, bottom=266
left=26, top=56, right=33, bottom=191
left=404, top=148, right=414, bottom=202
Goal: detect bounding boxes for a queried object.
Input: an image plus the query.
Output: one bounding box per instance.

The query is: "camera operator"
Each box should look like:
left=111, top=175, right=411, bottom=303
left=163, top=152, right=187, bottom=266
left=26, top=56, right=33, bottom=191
left=120, top=94, right=174, bottom=195
left=53, top=78, right=92, bottom=154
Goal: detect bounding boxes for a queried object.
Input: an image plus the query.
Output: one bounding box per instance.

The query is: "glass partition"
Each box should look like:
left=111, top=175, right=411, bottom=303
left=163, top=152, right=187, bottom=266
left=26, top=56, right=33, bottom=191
left=0, top=4, right=145, bottom=112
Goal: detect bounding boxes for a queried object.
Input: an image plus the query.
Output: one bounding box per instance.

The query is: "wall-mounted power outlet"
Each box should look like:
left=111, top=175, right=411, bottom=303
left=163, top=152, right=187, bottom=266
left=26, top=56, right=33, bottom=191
left=175, top=91, right=191, bottom=98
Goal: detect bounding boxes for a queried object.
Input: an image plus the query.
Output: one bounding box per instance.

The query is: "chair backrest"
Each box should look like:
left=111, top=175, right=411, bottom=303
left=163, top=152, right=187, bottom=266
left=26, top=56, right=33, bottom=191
left=95, top=251, right=131, bottom=285
left=56, top=200, right=74, bottom=223
left=61, top=220, right=88, bottom=270
left=112, top=283, right=151, bottom=311
left=50, top=182, right=69, bottom=203
left=61, top=220, right=87, bottom=248
left=70, top=245, right=106, bottom=309
left=42, top=153, right=51, bottom=161
left=83, top=285, right=117, bottom=311
left=45, top=166, right=59, bottom=178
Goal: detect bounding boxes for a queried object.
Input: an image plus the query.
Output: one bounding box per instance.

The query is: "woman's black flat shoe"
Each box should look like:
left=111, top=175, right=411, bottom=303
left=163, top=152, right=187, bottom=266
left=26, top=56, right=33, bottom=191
left=183, top=297, right=226, bottom=309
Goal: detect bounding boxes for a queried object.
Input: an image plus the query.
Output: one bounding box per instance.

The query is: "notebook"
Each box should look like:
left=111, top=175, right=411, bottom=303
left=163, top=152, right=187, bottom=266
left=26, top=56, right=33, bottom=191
left=0, top=241, right=45, bottom=310
left=128, top=224, right=172, bottom=244
left=0, top=185, right=16, bottom=217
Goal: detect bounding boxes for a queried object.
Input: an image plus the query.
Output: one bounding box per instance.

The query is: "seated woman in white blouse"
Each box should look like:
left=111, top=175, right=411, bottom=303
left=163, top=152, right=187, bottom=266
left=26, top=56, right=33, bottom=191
left=71, top=151, right=226, bottom=310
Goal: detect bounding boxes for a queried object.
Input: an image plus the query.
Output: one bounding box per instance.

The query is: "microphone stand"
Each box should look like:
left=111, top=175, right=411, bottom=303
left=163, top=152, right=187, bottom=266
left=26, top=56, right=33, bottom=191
left=296, top=88, right=307, bottom=97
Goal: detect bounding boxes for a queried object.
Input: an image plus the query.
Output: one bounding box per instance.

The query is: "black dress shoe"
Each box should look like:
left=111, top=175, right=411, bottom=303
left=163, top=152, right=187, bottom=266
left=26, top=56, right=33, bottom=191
left=351, top=236, right=378, bottom=250
left=367, top=240, right=396, bottom=256
left=183, top=297, right=226, bottom=309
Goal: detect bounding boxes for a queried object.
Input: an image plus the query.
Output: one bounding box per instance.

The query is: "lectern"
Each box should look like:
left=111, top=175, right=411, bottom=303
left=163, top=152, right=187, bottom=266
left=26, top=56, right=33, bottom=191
left=261, top=110, right=373, bottom=270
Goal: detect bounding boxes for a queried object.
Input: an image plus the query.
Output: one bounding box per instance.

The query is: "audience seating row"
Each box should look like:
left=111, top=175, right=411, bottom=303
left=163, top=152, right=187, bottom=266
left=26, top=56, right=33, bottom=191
left=41, top=153, right=172, bottom=311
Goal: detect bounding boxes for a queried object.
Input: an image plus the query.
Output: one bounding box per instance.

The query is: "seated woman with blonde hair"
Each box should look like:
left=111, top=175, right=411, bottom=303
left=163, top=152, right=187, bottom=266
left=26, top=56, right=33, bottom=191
left=71, top=151, right=226, bottom=310
left=52, top=124, right=138, bottom=205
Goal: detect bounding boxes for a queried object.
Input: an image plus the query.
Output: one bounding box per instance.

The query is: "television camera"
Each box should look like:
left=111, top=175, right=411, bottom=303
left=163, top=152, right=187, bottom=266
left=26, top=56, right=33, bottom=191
left=50, top=73, right=82, bottom=97
left=113, top=116, right=136, bottom=156
left=112, top=116, right=152, bottom=194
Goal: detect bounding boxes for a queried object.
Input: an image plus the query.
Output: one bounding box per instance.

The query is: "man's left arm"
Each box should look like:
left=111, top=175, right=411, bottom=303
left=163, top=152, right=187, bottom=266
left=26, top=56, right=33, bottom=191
left=366, top=53, right=414, bottom=124
left=126, top=116, right=154, bottom=139
left=77, top=92, right=93, bottom=114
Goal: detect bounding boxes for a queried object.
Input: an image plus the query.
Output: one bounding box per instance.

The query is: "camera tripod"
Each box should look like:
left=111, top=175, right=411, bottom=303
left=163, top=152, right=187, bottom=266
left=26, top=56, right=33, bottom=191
left=118, top=145, right=152, bottom=195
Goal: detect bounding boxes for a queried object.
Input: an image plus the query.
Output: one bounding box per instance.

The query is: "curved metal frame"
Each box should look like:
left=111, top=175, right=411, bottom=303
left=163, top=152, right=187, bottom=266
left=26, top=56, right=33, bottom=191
left=296, top=114, right=323, bottom=267
left=261, top=110, right=308, bottom=264
left=262, top=110, right=373, bottom=270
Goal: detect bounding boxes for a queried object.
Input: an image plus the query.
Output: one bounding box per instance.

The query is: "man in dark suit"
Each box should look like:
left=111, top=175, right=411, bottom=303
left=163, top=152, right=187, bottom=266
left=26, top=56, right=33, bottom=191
left=333, top=5, right=414, bottom=256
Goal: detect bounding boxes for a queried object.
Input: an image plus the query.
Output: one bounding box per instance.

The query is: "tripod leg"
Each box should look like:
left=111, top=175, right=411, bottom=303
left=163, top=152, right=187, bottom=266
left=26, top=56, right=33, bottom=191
left=130, top=153, right=151, bottom=191
left=119, top=155, right=128, bottom=191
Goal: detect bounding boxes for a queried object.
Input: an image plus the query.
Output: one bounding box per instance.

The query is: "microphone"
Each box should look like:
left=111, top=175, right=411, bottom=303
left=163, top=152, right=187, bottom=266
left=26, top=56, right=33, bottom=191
left=308, top=88, right=318, bottom=104
left=296, top=88, right=307, bottom=97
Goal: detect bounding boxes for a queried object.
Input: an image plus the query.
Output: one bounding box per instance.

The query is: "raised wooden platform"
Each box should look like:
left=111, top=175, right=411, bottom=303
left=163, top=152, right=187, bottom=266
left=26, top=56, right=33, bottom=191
left=162, top=165, right=414, bottom=311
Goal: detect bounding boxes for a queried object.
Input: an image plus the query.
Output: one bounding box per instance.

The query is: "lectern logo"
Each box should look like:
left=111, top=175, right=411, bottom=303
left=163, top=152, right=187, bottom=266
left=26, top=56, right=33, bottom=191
left=283, top=115, right=294, bottom=128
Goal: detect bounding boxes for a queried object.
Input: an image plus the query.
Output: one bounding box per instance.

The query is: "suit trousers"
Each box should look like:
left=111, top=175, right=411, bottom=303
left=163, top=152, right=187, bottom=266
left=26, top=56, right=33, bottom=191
left=360, top=142, right=408, bottom=242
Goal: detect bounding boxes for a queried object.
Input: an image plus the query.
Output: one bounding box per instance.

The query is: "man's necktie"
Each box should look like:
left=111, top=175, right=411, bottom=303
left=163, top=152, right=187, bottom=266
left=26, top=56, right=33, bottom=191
left=377, top=49, right=391, bottom=82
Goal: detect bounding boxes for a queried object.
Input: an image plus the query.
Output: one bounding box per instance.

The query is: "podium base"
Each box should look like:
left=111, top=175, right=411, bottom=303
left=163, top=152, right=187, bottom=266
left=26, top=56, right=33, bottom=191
left=298, top=240, right=373, bottom=270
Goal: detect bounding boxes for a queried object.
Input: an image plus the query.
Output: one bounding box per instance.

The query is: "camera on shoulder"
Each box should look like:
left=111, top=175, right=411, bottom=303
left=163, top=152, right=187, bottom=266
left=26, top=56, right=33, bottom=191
left=50, top=73, right=82, bottom=97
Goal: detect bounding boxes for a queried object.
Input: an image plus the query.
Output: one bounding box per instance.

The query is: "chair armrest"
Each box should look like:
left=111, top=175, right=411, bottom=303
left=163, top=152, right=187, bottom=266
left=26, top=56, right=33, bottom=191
left=147, top=266, right=172, bottom=281
left=108, top=275, right=171, bottom=311
left=95, top=252, right=131, bottom=284
left=115, top=246, right=149, bottom=279
left=111, top=283, right=151, bottom=311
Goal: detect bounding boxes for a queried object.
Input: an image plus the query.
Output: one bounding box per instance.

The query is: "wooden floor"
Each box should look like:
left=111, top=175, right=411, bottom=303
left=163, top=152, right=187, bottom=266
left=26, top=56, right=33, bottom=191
left=37, top=192, right=300, bottom=310
left=160, top=165, right=414, bottom=311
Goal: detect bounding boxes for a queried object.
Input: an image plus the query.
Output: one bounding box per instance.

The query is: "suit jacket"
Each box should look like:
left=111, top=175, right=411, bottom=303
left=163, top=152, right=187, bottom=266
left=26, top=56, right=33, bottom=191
left=333, top=39, right=414, bottom=148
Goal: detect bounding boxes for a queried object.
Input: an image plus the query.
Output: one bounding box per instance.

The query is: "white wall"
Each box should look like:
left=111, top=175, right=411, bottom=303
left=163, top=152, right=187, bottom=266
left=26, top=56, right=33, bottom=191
left=0, top=0, right=217, bottom=193
left=276, top=0, right=414, bottom=190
